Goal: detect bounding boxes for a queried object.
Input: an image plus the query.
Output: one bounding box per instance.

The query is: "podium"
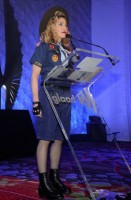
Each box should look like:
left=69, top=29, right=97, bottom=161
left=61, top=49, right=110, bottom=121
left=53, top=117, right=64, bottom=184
left=43, top=48, right=120, bottom=199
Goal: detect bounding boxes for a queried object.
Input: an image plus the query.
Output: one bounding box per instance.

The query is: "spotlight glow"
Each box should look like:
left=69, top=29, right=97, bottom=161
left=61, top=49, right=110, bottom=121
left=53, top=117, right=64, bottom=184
left=1, top=85, right=7, bottom=109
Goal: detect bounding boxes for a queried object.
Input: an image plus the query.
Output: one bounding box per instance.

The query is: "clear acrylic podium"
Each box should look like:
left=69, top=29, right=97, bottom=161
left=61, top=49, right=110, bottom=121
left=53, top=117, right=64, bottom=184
left=43, top=48, right=120, bottom=200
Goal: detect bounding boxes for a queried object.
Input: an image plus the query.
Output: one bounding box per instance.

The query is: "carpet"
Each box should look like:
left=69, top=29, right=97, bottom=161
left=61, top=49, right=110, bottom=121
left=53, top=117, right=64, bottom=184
left=0, top=175, right=130, bottom=200
left=0, top=141, right=131, bottom=199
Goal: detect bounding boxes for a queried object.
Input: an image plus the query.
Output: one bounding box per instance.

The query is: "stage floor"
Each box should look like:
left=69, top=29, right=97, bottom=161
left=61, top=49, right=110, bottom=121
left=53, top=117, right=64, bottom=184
left=0, top=141, right=131, bottom=199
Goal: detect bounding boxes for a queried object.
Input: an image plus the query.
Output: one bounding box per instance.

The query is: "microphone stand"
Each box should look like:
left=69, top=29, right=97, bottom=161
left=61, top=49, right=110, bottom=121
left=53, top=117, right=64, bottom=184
left=71, top=36, right=120, bottom=66
left=70, top=37, right=80, bottom=61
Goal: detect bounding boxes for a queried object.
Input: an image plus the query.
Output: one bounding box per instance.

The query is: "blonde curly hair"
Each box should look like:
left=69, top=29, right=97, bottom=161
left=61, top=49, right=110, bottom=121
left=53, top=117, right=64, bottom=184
left=40, top=11, right=72, bottom=51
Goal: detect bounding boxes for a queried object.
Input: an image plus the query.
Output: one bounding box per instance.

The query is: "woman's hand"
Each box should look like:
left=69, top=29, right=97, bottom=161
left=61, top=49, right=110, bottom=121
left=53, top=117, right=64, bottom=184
left=33, top=101, right=42, bottom=117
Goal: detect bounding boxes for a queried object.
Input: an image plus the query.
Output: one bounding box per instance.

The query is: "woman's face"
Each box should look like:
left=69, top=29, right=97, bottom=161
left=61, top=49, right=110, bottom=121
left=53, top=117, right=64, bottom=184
left=55, top=17, right=68, bottom=42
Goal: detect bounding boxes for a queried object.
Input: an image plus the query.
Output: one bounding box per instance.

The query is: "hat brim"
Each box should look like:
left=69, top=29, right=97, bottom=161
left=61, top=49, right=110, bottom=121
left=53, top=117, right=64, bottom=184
left=39, top=6, right=69, bottom=35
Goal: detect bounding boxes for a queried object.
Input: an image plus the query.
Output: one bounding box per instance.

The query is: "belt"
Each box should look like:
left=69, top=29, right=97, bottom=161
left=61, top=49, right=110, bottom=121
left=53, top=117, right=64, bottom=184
left=41, top=82, right=70, bottom=90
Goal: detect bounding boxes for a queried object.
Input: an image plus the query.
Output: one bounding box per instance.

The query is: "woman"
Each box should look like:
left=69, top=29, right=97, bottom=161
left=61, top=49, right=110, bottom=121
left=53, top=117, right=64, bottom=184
left=30, top=6, right=73, bottom=200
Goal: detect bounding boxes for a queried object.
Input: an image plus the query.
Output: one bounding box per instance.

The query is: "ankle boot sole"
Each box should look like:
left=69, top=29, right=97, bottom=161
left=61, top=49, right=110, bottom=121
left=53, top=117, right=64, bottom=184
left=38, top=187, right=63, bottom=200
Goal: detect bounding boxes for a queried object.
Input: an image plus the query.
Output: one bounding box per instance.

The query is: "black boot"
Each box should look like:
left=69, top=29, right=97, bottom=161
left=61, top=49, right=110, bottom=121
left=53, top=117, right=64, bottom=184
left=49, top=169, right=72, bottom=194
left=38, top=172, right=64, bottom=200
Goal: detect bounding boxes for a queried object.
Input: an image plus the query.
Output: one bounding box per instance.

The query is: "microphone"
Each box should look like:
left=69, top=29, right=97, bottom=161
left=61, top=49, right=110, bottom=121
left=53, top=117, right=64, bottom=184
left=66, top=33, right=72, bottom=39
left=66, top=34, right=80, bottom=62
left=67, top=34, right=119, bottom=66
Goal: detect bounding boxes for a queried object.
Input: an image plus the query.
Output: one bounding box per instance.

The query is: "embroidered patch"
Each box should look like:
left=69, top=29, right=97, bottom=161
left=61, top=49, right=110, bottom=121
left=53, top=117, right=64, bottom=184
left=49, top=44, right=55, bottom=49
left=52, top=54, right=58, bottom=62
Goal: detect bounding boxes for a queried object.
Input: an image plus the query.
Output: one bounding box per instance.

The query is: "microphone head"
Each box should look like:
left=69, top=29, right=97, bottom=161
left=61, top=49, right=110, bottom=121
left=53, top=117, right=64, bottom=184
left=66, top=33, right=72, bottom=38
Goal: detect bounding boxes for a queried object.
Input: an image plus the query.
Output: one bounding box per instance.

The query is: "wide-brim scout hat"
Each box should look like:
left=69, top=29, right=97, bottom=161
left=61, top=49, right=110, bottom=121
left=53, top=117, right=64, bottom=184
left=39, top=6, right=69, bottom=35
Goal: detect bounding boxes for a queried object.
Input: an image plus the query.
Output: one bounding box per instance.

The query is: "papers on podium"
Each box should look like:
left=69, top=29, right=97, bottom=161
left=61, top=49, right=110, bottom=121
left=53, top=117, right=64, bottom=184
left=67, top=57, right=103, bottom=82
left=48, top=56, right=103, bottom=83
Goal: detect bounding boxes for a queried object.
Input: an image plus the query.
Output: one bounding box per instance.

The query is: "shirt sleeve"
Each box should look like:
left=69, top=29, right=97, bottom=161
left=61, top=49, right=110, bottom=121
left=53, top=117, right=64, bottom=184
left=30, top=43, right=46, bottom=68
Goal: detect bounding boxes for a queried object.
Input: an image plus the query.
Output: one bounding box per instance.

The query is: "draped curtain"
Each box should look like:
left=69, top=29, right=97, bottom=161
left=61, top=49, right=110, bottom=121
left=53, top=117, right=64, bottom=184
left=92, top=0, right=131, bottom=141
left=124, top=0, right=131, bottom=140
